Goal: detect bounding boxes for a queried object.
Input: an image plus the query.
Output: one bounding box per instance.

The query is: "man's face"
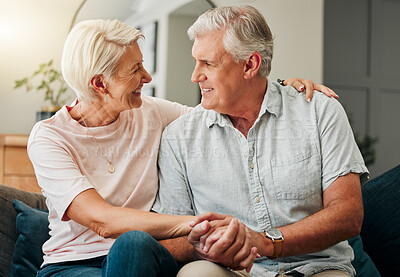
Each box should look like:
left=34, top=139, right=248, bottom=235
left=191, top=31, right=247, bottom=115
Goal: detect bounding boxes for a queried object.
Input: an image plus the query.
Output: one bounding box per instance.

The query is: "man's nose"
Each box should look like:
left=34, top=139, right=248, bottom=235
left=191, top=66, right=206, bottom=83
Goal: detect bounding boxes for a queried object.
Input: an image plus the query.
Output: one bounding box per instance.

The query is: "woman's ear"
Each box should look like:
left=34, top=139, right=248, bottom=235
left=244, top=52, right=262, bottom=79
left=90, top=75, right=106, bottom=93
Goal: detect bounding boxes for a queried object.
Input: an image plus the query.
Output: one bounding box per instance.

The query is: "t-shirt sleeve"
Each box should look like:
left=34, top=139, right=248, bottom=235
left=152, top=127, right=195, bottom=215
left=28, top=133, right=94, bottom=221
left=150, top=97, right=193, bottom=129
left=315, top=94, right=369, bottom=190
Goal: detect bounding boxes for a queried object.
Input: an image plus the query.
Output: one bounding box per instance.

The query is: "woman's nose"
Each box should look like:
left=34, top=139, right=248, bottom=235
left=142, top=67, right=152, bottom=83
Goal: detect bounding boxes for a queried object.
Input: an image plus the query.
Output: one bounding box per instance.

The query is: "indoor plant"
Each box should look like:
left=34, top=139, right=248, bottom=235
left=14, top=60, right=70, bottom=121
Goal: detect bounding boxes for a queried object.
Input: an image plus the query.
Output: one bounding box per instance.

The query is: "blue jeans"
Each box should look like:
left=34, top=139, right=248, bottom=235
left=37, top=231, right=179, bottom=277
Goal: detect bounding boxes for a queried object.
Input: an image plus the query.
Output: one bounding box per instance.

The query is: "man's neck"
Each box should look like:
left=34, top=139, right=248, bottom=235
left=229, top=116, right=257, bottom=138
left=227, top=78, right=267, bottom=138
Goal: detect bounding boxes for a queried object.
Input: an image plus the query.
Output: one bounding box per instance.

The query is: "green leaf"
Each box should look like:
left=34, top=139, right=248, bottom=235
left=49, top=75, right=57, bottom=83
left=13, top=58, right=69, bottom=106
left=38, top=63, right=47, bottom=71
left=37, top=80, right=47, bottom=90
left=14, top=78, right=28, bottom=88
left=33, top=69, right=41, bottom=76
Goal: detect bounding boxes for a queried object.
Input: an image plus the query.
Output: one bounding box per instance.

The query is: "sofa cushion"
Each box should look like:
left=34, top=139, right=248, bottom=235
left=0, top=185, right=46, bottom=277
left=9, top=199, right=50, bottom=277
left=348, top=235, right=380, bottom=277
left=360, top=164, right=400, bottom=276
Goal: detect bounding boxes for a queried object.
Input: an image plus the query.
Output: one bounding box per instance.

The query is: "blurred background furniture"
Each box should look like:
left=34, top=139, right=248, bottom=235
left=0, top=134, right=40, bottom=193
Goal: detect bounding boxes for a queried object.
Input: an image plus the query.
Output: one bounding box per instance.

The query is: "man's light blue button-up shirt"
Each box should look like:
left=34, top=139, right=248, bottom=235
left=153, top=80, right=369, bottom=276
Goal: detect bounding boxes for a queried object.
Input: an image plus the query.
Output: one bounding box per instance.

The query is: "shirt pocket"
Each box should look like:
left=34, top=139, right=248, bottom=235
left=271, top=145, right=321, bottom=200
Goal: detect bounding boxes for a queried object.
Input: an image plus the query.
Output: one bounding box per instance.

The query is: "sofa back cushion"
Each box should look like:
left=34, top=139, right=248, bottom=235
left=9, top=200, right=50, bottom=276
left=348, top=235, right=381, bottom=277
left=361, top=164, right=400, bottom=276
left=0, top=184, right=47, bottom=277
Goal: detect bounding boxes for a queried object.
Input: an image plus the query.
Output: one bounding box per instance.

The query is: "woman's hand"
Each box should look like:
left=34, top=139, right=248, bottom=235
left=282, top=78, right=338, bottom=102
left=189, top=212, right=258, bottom=272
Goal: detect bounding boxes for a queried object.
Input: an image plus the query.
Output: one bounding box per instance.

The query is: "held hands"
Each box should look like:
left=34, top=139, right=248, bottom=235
left=283, top=78, right=338, bottom=102
left=188, top=212, right=261, bottom=272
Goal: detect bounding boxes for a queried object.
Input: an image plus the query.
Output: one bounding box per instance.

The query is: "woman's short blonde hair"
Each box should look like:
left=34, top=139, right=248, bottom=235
left=187, top=5, right=273, bottom=78
left=61, top=19, right=143, bottom=102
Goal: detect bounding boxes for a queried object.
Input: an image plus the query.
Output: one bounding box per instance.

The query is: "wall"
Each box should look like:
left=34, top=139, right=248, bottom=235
left=125, top=0, right=324, bottom=106
left=324, top=0, right=400, bottom=177
left=0, top=0, right=324, bottom=134
left=214, top=0, right=324, bottom=83
left=0, top=0, right=82, bottom=135
left=165, top=14, right=199, bottom=107
left=124, top=0, right=197, bottom=103
left=0, top=0, right=137, bottom=135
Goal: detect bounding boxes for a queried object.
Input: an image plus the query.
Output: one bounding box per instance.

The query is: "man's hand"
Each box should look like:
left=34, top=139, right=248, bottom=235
left=284, top=77, right=338, bottom=102
left=188, top=213, right=260, bottom=272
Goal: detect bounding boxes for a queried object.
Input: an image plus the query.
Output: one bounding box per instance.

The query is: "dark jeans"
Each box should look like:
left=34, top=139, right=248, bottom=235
left=37, top=230, right=179, bottom=277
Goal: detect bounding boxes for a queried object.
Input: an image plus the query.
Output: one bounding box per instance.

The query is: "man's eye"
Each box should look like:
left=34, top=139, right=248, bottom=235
left=134, top=66, right=141, bottom=73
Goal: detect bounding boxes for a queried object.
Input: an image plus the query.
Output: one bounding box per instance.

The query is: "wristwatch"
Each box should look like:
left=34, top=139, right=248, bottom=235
left=264, top=227, right=284, bottom=259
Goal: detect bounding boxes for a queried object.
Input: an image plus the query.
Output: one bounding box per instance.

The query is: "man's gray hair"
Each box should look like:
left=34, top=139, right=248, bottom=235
left=187, top=5, right=274, bottom=77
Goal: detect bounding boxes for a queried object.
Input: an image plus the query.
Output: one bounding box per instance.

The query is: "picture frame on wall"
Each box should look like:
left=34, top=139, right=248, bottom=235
left=140, top=21, right=158, bottom=74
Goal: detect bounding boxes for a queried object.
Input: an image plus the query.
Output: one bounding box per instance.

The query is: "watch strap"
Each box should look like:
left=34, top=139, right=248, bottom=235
left=270, top=237, right=283, bottom=259
left=264, top=228, right=284, bottom=259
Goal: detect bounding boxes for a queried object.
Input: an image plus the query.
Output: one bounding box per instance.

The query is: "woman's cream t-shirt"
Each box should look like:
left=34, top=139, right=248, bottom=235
left=27, top=95, right=190, bottom=265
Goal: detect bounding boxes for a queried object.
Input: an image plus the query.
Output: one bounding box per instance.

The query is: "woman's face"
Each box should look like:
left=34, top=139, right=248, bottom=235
left=106, top=42, right=152, bottom=112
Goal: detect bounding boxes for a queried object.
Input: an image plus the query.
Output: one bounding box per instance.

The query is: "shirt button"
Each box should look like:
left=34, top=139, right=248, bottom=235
left=249, top=163, right=254, bottom=169
left=255, top=196, right=260, bottom=203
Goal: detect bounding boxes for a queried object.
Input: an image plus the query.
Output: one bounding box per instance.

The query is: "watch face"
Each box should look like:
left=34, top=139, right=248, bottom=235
left=265, top=228, right=283, bottom=239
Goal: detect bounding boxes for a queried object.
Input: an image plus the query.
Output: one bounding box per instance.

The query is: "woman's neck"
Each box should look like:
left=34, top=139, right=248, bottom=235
left=70, top=101, right=120, bottom=127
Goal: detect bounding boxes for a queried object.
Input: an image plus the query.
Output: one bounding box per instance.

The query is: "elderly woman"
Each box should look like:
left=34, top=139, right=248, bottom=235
left=28, top=19, right=335, bottom=277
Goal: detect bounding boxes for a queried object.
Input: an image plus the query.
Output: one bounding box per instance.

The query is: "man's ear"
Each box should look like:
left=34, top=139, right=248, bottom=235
left=244, top=52, right=262, bottom=79
left=90, top=75, right=106, bottom=93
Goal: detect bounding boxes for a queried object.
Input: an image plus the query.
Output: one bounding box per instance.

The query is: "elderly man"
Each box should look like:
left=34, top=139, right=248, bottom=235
left=153, top=5, right=368, bottom=277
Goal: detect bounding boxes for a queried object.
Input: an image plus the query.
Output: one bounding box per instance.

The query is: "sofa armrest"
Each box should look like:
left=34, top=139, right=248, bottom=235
left=0, top=184, right=46, bottom=277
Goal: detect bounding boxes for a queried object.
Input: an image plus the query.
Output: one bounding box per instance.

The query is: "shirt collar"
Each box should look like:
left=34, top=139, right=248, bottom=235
left=259, top=79, right=282, bottom=118
left=205, top=109, right=229, bottom=128
left=205, top=79, right=283, bottom=128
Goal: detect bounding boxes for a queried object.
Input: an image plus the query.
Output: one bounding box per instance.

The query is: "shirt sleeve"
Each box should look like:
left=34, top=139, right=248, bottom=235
left=315, top=94, right=369, bottom=190
left=152, top=128, right=195, bottom=215
left=28, top=132, right=94, bottom=221
left=150, top=97, right=193, bottom=129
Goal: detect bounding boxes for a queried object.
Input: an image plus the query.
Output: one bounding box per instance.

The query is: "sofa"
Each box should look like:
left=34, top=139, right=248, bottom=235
left=1, top=165, right=399, bottom=277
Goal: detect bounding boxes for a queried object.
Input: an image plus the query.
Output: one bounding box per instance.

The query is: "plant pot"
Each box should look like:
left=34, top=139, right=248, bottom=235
left=36, top=111, right=56, bottom=122
left=36, top=106, right=61, bottom=122
left=41, top=105, right=61, bottom=112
